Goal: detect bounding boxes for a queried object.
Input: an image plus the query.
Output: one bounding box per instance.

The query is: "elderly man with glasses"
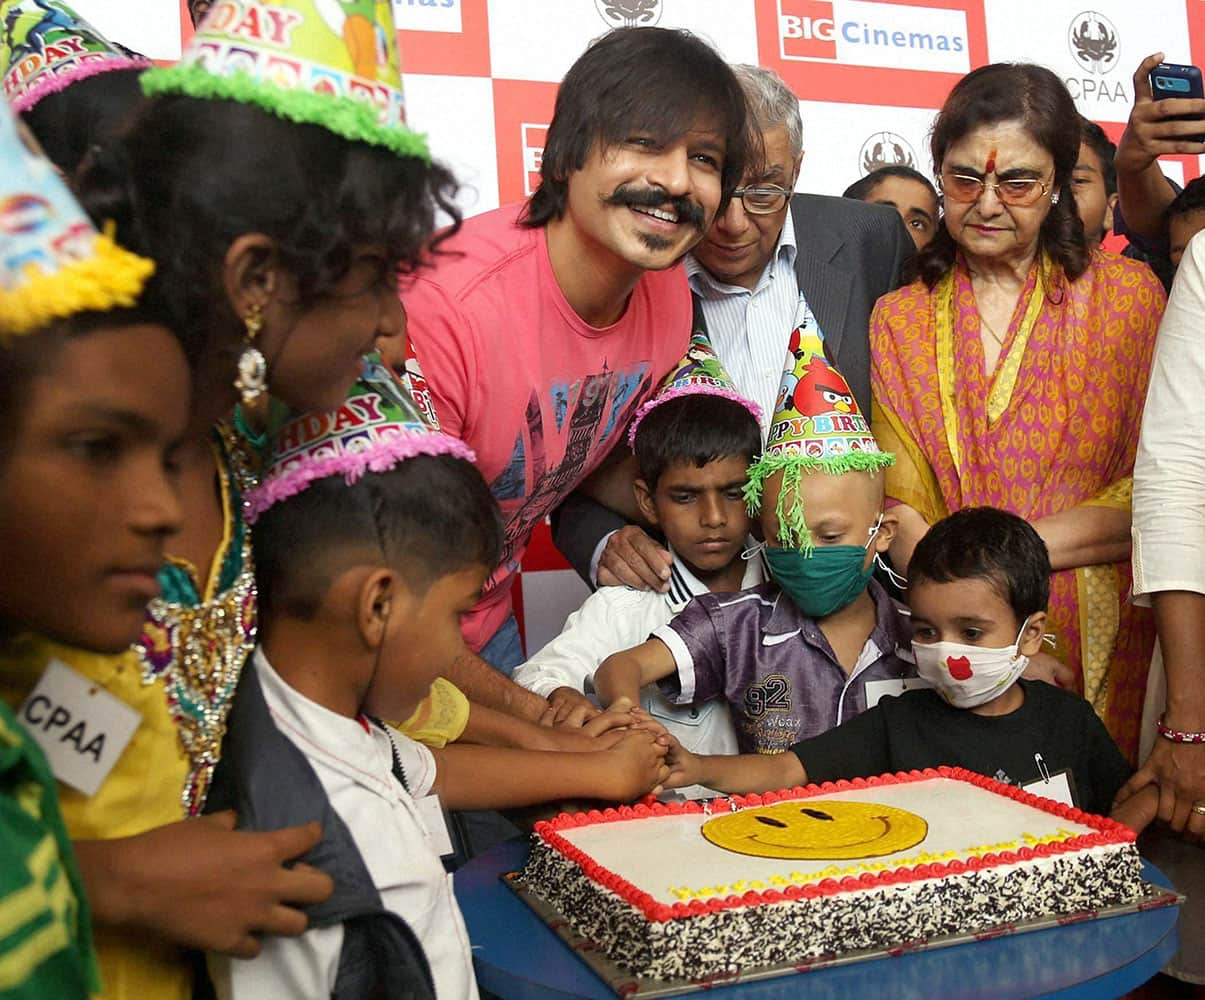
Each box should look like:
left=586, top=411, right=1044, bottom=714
left=554, top=64, right=914, bottom=593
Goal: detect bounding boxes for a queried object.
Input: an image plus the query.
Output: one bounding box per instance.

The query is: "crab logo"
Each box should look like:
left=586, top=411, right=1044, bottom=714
left=1068, top=11, right=1118, bottom=75
left=594, top=0, right=661, bottom=28
left=859, top=132, right=917, bottom=175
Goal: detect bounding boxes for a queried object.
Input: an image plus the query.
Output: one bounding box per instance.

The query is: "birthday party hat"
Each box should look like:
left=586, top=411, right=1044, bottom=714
left=745, top=329, right=893, bottom=550
left=1, top=0, right=148, bottom=113
left=142, top=0, right=427, bottom=160
left=0, top=100, right=153, bottom=337
left=627, top=332, right=762, bottom=447
left=244, top=355, right=473, bottom=524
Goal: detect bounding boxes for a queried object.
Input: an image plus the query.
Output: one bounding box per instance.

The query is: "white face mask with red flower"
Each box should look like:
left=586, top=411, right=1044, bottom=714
left=911, top=617, right=1031, bottom=709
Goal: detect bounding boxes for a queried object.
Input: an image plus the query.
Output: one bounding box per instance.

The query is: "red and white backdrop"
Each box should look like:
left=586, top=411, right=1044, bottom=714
left=77, top=0, right=1205, bottom=654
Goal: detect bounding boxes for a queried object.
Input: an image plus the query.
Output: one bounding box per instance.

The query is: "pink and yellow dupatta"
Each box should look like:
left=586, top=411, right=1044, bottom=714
left=870, top=251, right=1165, bottom=761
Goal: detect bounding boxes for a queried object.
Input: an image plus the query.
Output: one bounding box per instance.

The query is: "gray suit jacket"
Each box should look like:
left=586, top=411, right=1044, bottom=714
left=552, top=193, right=913, bottom=582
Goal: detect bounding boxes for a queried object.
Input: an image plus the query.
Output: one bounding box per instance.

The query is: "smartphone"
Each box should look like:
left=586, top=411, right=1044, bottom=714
left=1150, top=62, right=1205, bottom=142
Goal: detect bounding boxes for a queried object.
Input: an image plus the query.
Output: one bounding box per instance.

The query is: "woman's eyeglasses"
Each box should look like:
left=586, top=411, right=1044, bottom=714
left=731, top=186, right=791, bottom=215
left=940, top=169, right=1053, bottom=207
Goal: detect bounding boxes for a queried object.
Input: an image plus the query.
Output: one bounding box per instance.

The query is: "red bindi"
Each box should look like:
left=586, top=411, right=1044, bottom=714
left=984, top=147, right=997, bottom=175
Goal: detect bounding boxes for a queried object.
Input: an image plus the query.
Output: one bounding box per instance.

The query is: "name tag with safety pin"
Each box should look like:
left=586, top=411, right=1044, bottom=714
left=1019, top=752, right=1078, bottom=809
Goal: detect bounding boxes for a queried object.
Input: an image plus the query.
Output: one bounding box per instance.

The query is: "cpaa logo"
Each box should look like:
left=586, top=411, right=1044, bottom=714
left=777, top=0, right=969, bottom=74
left=858, top=132, right=917, bottom=175
left=594, top=0, right=662, bottom=28
left=1064, top=11, right=1125, bottom=105
left=1067, top=11, right=1119, bottom=75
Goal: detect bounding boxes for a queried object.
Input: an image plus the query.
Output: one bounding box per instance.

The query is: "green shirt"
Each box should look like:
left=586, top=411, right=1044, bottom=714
left=0, top=701, right=99, bottom=998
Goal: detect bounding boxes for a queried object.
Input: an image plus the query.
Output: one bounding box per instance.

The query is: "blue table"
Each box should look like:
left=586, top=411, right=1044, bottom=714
left=454, top=838, right=1180, bottom=999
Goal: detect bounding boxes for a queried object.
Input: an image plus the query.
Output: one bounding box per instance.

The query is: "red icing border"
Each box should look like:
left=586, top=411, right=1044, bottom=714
left=531, top=767, right=1136, bottom=925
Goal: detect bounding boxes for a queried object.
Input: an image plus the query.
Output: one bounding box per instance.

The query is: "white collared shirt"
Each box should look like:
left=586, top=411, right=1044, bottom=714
left=513, top=547, right=765, bottom=773
left=685, top=206, right=822, bottom=435
left=209, top=650, right=478, bottom=1000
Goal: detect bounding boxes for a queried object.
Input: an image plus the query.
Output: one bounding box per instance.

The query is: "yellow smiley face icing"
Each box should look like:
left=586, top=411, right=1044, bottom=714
left=702, top=800, right=929, bottom=860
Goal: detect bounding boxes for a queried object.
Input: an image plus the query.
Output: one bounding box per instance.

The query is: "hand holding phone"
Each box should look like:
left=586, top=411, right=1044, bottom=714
left=1117, top=54, right=1205, bottom=180
left=1148, top=61, right=1205, bottom=144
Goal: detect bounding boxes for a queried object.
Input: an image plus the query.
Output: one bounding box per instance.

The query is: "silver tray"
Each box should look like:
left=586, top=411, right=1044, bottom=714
left=502, top=871, right=1183, bottom=998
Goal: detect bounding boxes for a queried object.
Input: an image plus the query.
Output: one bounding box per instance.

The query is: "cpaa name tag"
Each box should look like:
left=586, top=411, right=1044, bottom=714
left=415, top=794, right=455, bottom=858
left=865, top=676, right=934, bottom=708
left=18, top=660, right=141, bottom=796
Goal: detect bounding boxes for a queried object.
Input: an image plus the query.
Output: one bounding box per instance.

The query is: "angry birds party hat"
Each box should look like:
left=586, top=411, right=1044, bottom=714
left=142, top=0, right=428, bottom=161
left=0, top=99, right=153, bottom=337
left=745, top=330, right=893, bottom=550
left=1, top=0, right=148, bottom=114
left=244, top=355, right=473, bottom=524
left=627, top=332, right=761, bottom=447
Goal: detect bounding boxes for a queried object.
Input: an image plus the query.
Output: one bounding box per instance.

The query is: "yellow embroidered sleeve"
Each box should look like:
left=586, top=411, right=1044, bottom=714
left=872, top=398, right=949, bottom=526
left=393, top=677, right=470, bottom=748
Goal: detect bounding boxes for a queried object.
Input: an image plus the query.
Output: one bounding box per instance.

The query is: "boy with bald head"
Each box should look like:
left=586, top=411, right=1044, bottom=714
left=595, top=343, right=912, bottom=754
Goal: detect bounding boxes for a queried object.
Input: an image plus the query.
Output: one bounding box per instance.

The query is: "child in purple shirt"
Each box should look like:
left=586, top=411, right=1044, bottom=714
left=596, top=339, right=913, bottom=753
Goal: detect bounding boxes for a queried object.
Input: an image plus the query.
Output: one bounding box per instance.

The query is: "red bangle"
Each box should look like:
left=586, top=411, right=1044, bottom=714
left=1156, top=715, right=1205, bottom=744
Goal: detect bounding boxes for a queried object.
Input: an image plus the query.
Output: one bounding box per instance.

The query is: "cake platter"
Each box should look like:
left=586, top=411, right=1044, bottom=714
left=502, top=871, right=1181, bottom=998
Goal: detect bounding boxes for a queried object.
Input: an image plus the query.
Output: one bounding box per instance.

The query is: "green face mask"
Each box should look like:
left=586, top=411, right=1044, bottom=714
left=763, top=516, right=882, bottom=618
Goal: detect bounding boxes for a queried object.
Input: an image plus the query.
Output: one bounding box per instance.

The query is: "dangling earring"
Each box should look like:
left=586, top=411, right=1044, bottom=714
left=234, top=304, right=267, bottom=405
left=1050, top=191, right=1061, bottom=206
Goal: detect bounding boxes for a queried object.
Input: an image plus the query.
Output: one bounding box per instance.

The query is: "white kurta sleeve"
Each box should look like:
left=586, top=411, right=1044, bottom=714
left=511, top=587, right=663, bottom=697
left=1133, top=228, right=1205, bottom=599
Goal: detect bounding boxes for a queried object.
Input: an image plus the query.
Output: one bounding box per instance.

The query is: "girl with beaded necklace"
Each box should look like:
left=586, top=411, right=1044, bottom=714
left=0, top=3, right=460, bottom=998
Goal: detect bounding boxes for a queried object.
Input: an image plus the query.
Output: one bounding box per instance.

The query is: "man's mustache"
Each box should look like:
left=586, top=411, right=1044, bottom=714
left=603, top=185, right=707, bottom=230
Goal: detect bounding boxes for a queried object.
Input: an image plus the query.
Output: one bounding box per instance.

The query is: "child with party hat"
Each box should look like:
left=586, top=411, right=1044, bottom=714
left=0, top=100, right=187, bottom=998
left=596, top=336, right=914, bottom=755
left=209, top=367, right=668, bottom=999
left=656, top=506, right=1157, bottom=833
left=2, top=3, right=459, bottom=997
left=2, top=0, right=149, bottom=173
left=514, top=335, right=765, bottom=786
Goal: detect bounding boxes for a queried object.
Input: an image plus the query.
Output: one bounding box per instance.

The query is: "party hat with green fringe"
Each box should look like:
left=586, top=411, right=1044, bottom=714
left=142, top=0, right=428, bottom=161
left=0, top=100, right=153, bottom=338
left=745, top=330, right=893, bottom=551
left=1, top=0, right=148, bottom=113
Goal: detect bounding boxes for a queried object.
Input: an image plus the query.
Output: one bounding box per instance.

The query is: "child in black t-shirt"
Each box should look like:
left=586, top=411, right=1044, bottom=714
left=661, top=507, right=1157, bottom=825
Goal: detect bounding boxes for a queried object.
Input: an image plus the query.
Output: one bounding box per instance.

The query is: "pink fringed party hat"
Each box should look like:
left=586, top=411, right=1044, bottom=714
left=1, top=0, right=148, bottom=114
left=628, top=332, right=761, bottom=447
left=245, top=355, right=474, bottom=524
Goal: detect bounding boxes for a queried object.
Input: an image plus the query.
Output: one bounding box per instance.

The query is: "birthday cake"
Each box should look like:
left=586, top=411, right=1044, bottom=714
left=517, top=768, right=1147, bottom=982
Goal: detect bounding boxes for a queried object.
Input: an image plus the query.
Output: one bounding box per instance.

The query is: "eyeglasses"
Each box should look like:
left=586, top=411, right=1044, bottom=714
left=940, top=169, right=1053, bottom=207
left=731, top=186, right=791, bottom=215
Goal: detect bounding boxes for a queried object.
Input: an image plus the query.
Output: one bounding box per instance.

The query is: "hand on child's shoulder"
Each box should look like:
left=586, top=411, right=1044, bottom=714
left=1021, top=651, right=1076, bottom=689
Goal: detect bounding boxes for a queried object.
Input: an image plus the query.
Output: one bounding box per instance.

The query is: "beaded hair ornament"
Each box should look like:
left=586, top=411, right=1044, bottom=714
left=0, top=99, right=152, bottom=338
left=244, top=355, right=474, bottom=524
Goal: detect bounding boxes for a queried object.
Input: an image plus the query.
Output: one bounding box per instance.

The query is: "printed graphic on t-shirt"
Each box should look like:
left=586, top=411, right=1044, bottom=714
left=743, top=674, right=792, bottom=718
left=486, top=361, right=652, bottom=591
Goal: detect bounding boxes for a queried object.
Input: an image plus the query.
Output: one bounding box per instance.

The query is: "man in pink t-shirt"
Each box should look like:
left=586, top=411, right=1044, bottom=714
left=404, top=27, right=754, bottom=719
